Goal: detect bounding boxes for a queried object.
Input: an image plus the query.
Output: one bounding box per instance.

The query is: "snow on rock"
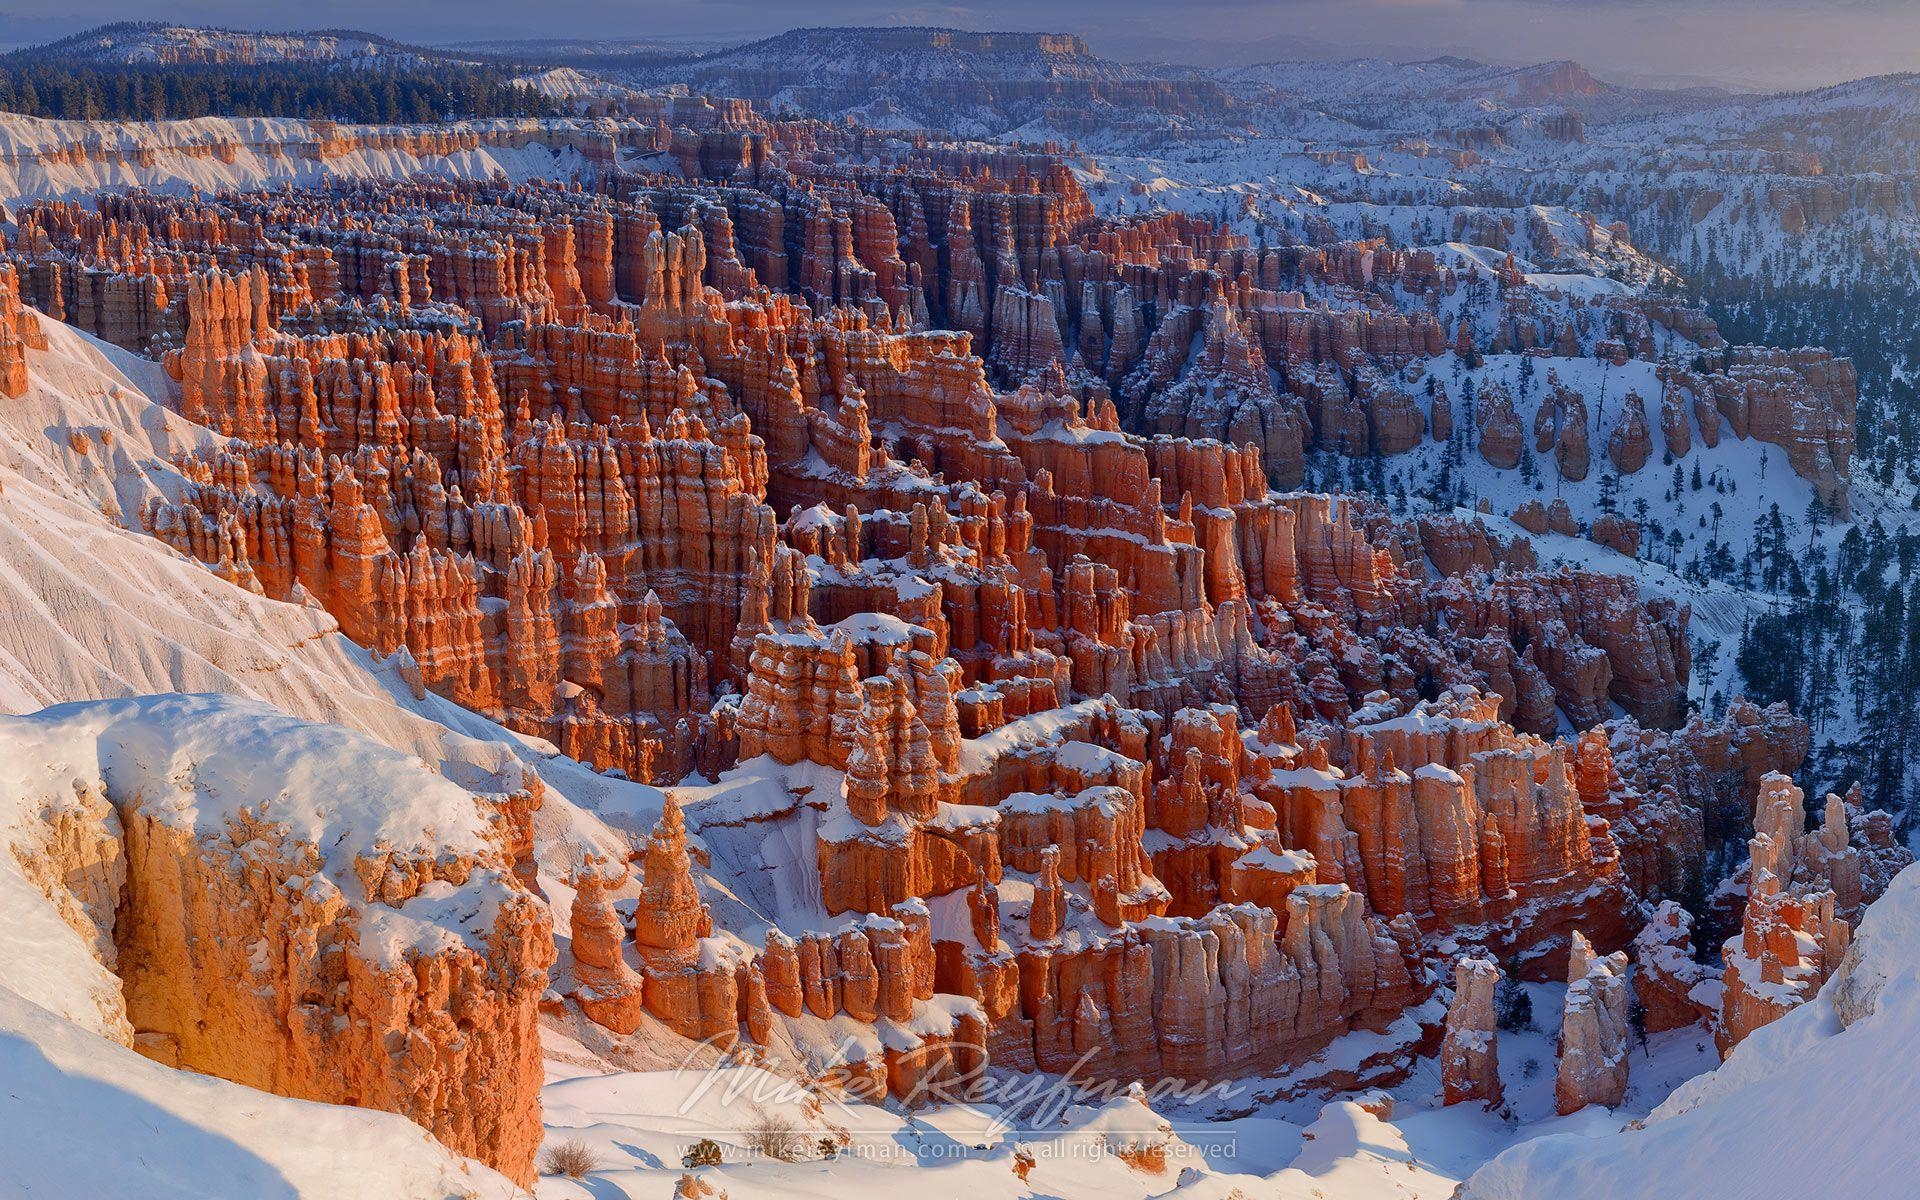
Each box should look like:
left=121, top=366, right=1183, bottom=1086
left=0, top=303, right=644, bottom=870
left=0, top=692, right=554, bottom=1184
left=0, top=987, right=520, bottom=1200
left=0, top=112, right=624, bottom=208
left=1463, top=862, right=1920, bottom=1199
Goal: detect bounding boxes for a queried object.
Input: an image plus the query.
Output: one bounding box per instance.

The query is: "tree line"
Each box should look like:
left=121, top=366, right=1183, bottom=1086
left=0, top=61, right=560, bottom=123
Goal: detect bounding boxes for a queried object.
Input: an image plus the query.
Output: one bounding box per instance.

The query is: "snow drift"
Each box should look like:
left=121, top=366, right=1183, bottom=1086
left=1462, top=861, right=1920, bottom=1199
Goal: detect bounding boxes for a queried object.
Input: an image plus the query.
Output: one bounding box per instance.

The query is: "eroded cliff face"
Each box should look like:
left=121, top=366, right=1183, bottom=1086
left=1441, top=956, right=1502, bottom=1107
left=0, top=122, right=1844, bottom=1114
left=1714, top=773, right=1908, bottom=1056
left=543, top=676, right=1810, bottom=1101
left=1554, top=931, right=1630, bottom=1114
left=0, top=694, right=552, bottom=1186
left=0, top=173, right=1713, bottom=790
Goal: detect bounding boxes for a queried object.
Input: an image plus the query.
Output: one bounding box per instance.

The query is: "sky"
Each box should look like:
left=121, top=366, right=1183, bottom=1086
left=6, top=1, right=1920, bottom=92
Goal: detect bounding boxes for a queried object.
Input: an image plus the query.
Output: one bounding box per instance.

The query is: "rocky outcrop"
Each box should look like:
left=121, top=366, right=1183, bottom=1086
left=566, top=854, right=646, bottom=1035
left=1713, top=348, right=1856, bottom=515
left=1715, top=772, right=1886, bottom=1054
left=1440, top=957, right=1503, bottom=1107
left=1630, top=900, right=1712, bottom=1033
left=1607, top=390, right=1652, bottom=474
left=1555, top=931, right=1630, bottom=1114
left=1590, top=514, right=1639, bottom=558
left=2, top=153, right=1832, bottom=1116
left=1476, top=383, right=1524, bottom=469
left=1, top=695, right=550, bottom=1186
left=0, top=263, right=48, bottom=396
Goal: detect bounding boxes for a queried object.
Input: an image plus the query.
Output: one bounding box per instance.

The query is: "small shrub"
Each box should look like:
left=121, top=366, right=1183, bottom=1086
left=745, top=1111, right=809, bottom=1162
left=683, top=1137, right=724, bottom=1168
left=540, top=1138, right=602, bottom=1179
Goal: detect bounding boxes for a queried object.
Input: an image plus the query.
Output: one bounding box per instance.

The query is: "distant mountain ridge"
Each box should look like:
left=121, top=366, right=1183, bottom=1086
left=624, top=24, right=1236, bottom=138
left=14, top=20, right=485, bottom=67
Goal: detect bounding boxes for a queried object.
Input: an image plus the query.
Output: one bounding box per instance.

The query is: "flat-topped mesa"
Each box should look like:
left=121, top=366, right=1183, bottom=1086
left=1555, top=931, right=1630, bottom=1114
left=1441, top=956, right=1503, bottom=1107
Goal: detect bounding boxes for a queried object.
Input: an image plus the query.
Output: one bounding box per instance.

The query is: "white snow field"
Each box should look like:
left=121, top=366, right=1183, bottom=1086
left=1463, top=860, right=1920, bottom=1200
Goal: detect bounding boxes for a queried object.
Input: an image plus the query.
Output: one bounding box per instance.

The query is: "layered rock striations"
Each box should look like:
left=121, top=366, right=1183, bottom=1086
left=1440, top=956, right=1503, bottom=1107
left=1554, top=931, right=1630, bottom=1114
left=1716, top=773, right=1909, bottom=1054
left=0, top=695, right=551, bottom=1185
left=0, top=138, right=1839, bottom=1114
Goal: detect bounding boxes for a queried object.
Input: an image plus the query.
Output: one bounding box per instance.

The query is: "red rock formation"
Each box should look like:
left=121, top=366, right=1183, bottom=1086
left=1555, top=931, right=1630, bottom=1113
left=566, top=853, right=646, bottom=1035
left=0, top=263, right=48, bottom=396
left=1631, top=900, right=1712, bottom=1033
left=1608, top=390, right=1652, bottom=474
left=4, top=158, right=1833, bottom=1111
left=4, top=696, right=551, bottom=1185
left=1440, top=956, right=1503, bottom=1107
left=633, top=797, right=726, bottom=1041
left=1713, top=348, right=1856, bottom=515
left=1476, top=383, right=1523, bottom=469
left=1716, top=773, right=1869, bottom=1054
left=1590, top=513, right=1640, bottom=558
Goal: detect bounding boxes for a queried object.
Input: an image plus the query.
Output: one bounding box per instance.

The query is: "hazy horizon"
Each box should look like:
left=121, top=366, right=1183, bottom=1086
left=4, top=1, right=1920, bottom=93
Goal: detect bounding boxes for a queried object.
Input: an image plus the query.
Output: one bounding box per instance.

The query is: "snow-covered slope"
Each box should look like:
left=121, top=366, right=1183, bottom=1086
left=0, top=988, right=517, bottom=1200
left=0, top=692, right=529, bottom=1200
left=0, top=113, right=643, bottom=209
left=0, top=314, right=644, bottom=1197
left=1463, top=862, right=1920, bottom=1199
left=0, top=312, right=652, bottom=859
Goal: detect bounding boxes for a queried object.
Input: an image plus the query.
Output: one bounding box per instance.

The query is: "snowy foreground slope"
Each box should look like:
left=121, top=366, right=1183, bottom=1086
left=1464, top=862, right=1920, bottom=1200
left=0, top=989, right=517, bottom=1200
left=0, top=307, right=637, bottom=1192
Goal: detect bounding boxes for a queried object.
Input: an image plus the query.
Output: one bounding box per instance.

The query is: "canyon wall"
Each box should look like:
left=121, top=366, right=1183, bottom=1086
left=0, top=694, right=551, bottom=1185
